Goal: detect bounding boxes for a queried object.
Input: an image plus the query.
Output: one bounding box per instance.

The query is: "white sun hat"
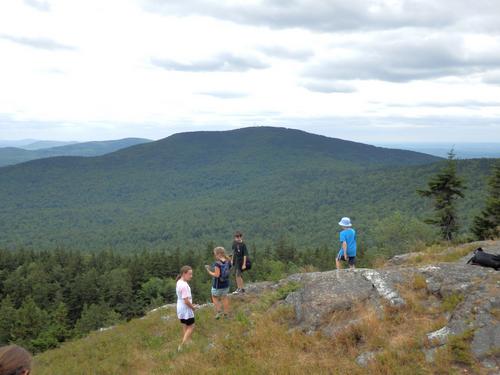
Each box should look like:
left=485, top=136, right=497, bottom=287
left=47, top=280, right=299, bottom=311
left=338, top=217, right=352, bottom=227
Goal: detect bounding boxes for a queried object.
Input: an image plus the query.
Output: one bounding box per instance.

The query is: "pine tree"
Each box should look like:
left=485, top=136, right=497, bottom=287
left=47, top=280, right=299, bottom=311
left=418, top=150, right=465, bottom=241
left=472, top=162, right=500, bottom=239
left=0, top=296, right=16, bottom=344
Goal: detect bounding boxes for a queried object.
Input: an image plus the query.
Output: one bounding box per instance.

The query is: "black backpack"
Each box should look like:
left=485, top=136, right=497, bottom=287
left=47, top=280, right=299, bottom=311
left=244, top=257, right=252, bottom=271
left=467, top=248, right=500, bottom=270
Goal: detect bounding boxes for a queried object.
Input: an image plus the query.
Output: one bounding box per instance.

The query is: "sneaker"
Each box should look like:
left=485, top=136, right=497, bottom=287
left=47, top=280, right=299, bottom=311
left=240, top=288, right=245, bottom=293
left=215, top=312, right=223, bottom=319
left=232, top=288, right=241, bottom=295
left=177, top=345, right=183, bottom=352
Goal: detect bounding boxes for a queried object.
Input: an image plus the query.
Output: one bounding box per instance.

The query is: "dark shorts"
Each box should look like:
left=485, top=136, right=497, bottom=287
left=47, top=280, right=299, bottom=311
left=234, top=260, right=244, bottom=276
left=180, top=317, right=195, bottom=326
left=337, top=254, right=356, bottom=266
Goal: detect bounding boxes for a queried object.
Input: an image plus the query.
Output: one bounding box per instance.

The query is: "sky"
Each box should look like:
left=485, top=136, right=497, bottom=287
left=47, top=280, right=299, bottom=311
left=0, top=0, right=500, bottom=143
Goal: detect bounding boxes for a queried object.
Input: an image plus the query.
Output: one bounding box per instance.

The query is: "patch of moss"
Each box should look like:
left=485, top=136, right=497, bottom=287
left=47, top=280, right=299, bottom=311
left=448, top=329, right=475, bottom=366
left=441, top=293, right=464, bottom=312
left=412, top=274, right=427, bottom=290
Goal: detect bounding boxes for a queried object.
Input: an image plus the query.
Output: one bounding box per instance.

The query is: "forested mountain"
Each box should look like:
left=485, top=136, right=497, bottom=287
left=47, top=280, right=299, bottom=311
left=0, top=138, right=151, bottom=167
left=0, top=127, right=494, bottom=251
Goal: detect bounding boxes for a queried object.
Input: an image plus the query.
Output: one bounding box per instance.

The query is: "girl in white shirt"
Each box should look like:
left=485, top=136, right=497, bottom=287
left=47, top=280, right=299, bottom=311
left=175, top=265, right=196, bottom=350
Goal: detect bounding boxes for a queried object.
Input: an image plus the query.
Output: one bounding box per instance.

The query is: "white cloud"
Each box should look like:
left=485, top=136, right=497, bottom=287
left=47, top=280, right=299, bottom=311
left=0, top=34, right=76, bottom=50
left=0, top=0, right=499, bottom=142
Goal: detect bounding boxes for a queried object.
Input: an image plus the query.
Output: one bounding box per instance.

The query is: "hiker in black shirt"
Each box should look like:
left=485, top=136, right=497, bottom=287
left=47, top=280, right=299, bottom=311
left=231, top=231, right=248, bottom=294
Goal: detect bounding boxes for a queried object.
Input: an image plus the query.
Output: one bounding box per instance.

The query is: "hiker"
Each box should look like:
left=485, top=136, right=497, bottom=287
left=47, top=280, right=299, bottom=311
left=176, top=265, right=196, bottom=351
left=205, top=246, right=231, bottom=319
left=231, top=231, right=248, bottom=294
left=336, top=217, right=357, bottom=269
left=0, top=345, right=32, bottom=375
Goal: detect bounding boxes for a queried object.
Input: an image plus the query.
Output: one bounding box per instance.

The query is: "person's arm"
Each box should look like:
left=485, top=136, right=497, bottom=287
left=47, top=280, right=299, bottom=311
left=242, top=244, right=248, bottom=270
left=183, top=297, right=196, bottom=311
left=180, top=285, right=196, bottom=310
left=342, top=241, right=348, bottom=260
left=339, top=231, right=348, bottom=260
left=206, top=264, right=220, bottom=278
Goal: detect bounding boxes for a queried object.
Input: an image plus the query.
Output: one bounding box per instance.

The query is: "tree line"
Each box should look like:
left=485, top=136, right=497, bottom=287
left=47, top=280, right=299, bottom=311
left=0, top=240, right=357, bottom=354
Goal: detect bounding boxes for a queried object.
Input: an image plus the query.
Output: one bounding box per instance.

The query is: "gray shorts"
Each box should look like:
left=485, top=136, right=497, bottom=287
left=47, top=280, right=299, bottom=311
left=211, top=287, right=229, bottom=297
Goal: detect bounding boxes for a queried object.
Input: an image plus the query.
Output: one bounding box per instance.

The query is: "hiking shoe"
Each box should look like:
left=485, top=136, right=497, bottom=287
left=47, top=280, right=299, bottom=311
left=215, top=312, right=223, bottom=320
left=232, top=288, right=241, bottom=295
left=240, top=288, right=245, bottom=293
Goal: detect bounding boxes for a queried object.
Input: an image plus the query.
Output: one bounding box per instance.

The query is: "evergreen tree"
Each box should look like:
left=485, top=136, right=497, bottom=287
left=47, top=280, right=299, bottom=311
left=0, top=296, right=16, bottom=344
left=472, top=162, right=500, bottom=239
left=74, top=304, right=120, bottom=337
left=418, top=150, right=465, bottom=241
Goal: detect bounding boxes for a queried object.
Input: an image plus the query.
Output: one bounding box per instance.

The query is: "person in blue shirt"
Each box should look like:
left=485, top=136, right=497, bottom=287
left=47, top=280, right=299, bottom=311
left=336, top=217, right=357, bottom=269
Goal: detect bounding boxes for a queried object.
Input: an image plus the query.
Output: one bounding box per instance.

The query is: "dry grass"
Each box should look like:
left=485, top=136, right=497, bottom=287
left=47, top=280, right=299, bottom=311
left=383, top=243, right=478, bottom=267
left=34, top=281, right=484, bottom=375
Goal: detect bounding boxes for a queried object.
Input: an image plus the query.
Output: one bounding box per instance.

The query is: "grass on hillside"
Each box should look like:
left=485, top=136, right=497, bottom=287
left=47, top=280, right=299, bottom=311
left=374, top=242, right=480, bottom=268
left=34, top=281, right=483, bottom=375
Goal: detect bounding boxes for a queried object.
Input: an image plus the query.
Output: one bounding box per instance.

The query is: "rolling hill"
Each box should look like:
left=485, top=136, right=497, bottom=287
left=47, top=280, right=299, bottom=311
left=0, top=138, right=151, bottom=167
left=0, top=127, right=494, bottom=251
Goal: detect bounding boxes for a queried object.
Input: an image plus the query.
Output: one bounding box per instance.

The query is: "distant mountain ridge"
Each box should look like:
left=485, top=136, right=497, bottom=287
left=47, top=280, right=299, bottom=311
left=22, top=140, right=80, bottom=150
left=0, top=127, right=494, bottom=251
left=0, top=139, right=77, bottom=149
left=0, top=138, right=152, bottom=167
left=377, top=142, right=500, bottom=158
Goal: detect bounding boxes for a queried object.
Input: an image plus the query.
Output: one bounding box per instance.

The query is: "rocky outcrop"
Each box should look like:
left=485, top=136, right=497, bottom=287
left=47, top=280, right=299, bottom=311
left=246, top=241, right=500, bottom=372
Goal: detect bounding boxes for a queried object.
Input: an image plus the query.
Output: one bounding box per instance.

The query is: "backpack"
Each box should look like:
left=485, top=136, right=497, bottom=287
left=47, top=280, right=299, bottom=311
left=217, top=261, right=231, bottom=282
left=467, top=248, right=500, bottom=270
left=244, top=257, right=252, bottom=271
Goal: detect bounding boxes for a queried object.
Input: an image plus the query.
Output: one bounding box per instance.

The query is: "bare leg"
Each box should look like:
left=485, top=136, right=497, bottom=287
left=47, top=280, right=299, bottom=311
left=222, top=296, right=230, bottom=314
left=236, top=275, right=244, bottom=289
left=336, top=258, right=342, bottom=270
left=181, top=324, right=195, bottom=346
left=212, top=295, right=221, bottom=313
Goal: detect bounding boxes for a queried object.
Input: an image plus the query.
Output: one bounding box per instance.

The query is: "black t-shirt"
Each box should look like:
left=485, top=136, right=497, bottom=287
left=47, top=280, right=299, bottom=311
left=232, top=241, right=248, bottom=266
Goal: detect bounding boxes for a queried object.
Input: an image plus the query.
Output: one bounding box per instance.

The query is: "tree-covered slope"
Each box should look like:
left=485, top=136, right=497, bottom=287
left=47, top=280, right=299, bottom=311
left=0, top=127, right=493, bottom=251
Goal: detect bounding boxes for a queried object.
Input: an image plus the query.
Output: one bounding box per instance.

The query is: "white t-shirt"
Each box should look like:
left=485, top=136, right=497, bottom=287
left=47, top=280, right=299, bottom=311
left=176, top=279, right=194, bottom=320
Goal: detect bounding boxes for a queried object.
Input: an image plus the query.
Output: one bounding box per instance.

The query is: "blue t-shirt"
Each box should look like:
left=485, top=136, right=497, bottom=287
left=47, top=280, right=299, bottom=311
left=339, top=228, right=356, bottom=257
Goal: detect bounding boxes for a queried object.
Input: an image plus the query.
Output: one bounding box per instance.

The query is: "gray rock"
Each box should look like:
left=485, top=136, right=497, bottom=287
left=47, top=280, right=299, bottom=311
left=427, top=326, right=450, bottom=347
left=423, top=348, right=437, bottom=363
left=359, top=269, right=406, bottom=306
left=387, top=252, right=420, bottom=266
left=471, top=315, right=500, bottom=359
left=244, top=281, right=275, bottom=295
left=480, top=357, right=499, bottom=373
left=284, top=270, right=374, bottom=333
left=356, top=351, right=378, bottom=367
